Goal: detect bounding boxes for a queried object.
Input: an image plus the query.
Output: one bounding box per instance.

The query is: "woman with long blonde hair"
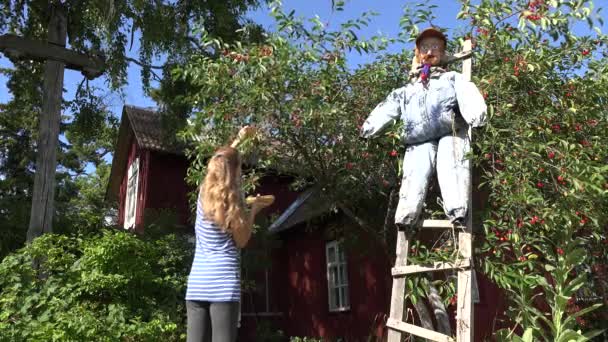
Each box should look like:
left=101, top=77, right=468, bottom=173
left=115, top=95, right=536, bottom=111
left=186, top=126, right=271, bottom=342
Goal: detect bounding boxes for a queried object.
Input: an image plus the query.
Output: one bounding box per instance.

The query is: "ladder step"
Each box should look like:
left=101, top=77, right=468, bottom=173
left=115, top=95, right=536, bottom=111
left=392, top=259, right=470, bottom=276
left=386, top=318, right=454, bottom=342
left=422, top=219, right=465, bottom=229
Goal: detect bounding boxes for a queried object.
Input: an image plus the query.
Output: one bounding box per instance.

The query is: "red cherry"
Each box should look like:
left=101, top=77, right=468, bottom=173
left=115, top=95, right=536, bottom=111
left=548, top=151, right=555, bottom=159
left=557, top=248, right=564, bottom=255
left=390, top=150, right=398, bottom=157
left=551, top=124, right=561, bottom=133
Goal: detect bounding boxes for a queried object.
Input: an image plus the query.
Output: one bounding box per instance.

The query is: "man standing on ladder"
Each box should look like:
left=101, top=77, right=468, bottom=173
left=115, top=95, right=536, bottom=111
left=361, top=27, right=487, bottom=230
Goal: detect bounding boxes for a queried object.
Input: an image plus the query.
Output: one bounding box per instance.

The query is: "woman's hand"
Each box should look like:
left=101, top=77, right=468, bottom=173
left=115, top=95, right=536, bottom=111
left=233, top=194, right=274, bottom=248
left=238, top=126, right=257, bottom=140
left=246, top=194, right=275, bottom=213
left=231, top=125, right=257, bottom=148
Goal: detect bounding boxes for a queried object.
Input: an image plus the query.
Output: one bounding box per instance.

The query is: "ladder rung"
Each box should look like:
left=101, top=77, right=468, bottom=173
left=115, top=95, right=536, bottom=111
left=392, top=259, right=470, bottom=276
left=386, top=318, right=454, bottom=342
left=422, top=219, right=465, bottom=229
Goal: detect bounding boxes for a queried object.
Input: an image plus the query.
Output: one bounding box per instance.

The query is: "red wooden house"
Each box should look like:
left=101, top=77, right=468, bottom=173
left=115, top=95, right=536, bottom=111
left=106, top=105, right=505, bottom=341
left=106, top=105, right=192, bottom=232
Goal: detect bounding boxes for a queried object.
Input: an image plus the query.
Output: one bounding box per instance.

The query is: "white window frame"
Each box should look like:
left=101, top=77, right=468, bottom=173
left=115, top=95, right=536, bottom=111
left=124, top=157, right=139, bottom=229
left=326, top=240, right=350, bottom=312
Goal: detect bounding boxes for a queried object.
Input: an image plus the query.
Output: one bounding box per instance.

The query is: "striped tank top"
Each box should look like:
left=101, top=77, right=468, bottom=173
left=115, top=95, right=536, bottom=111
left=186, top=196, right=240, bottom=302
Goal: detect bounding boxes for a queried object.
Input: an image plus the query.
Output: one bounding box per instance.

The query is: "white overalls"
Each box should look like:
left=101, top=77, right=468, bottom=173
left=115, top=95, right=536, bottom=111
left=361, top=70, right=487, bottom=227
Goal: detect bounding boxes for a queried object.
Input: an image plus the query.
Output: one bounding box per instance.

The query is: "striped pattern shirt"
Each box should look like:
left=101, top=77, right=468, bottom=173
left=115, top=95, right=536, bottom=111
left=186, top=197, right=240, bottom=302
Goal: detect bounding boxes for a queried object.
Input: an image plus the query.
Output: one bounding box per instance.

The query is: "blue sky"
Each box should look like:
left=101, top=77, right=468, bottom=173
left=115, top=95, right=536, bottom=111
left=0, top=1, right=467, bottom=115
left=0, top=0, right=605, bottom=171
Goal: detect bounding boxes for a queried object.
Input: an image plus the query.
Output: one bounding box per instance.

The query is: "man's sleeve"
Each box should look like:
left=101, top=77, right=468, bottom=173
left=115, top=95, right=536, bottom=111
left=453, top=73, right=487, bottom=128
left=360, top=88, right=403, bottom=138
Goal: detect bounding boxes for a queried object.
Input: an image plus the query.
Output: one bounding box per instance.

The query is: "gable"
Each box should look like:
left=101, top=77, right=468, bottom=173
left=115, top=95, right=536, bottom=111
left=105, top=105, right=185, bottom=202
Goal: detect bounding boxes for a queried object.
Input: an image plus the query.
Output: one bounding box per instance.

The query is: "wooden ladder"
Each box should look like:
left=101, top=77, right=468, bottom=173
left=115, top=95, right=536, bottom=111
left=386, top=39, right=475, bottom=342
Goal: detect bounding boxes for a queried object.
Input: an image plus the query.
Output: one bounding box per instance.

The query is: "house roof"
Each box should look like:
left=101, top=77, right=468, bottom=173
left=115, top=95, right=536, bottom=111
left=104, top=105, right=330, bottom=231
left=124, top=105, right=185, bottom=154
left=105, top=105, right=185, bottom=202
left=268, top=187, right=333, bottom=234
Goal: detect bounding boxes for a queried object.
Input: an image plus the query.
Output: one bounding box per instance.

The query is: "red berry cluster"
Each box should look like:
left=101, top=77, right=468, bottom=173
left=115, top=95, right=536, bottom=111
left=566, top=297, right=588, bottom=327
left=491, top=227, right=510, bottom=242
left=529, top=215, right=544, bottom=225
left=222, top=49, right=250, bottom=63
left=526, top=0, right=544, bottom=20
left=575, top=211, right=589, bottom=226
left=291, top=113, right=302, bottom=128
left=512, top=56, right=527, bottom=76
left=476, top=27, right=489, bottom=36
left=259, top=45, right=273, bottom=57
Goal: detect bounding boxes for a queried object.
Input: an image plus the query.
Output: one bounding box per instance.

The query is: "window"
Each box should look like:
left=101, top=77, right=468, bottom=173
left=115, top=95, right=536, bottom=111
left=326, top=241, right=350, bottom=312
left=124, top=157, right=139, bottom=229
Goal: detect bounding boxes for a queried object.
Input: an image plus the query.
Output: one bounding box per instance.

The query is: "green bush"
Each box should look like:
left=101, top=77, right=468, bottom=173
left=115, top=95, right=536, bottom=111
left=0, top=229, right=193, bottom=341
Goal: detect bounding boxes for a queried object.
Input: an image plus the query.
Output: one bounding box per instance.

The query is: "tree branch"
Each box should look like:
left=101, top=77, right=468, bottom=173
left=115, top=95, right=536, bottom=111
left=336, top=202, right=390, bottom=260
left=124, top=56, right=164, bottom=70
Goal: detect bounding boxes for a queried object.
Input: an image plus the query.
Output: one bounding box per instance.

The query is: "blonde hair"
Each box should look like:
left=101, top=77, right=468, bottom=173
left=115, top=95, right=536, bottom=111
left=201, top=146, right=245, bottom=233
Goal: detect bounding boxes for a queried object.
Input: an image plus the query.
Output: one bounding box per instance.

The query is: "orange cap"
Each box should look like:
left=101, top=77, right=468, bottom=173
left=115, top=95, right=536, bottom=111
left=415, top=27, right=447, bottom=47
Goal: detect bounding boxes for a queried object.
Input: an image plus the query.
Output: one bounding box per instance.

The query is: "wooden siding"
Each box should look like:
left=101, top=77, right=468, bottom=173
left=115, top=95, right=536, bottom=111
left=143, top=151, right=192, bottom=228
left=272, top=226, right=392, bottom=341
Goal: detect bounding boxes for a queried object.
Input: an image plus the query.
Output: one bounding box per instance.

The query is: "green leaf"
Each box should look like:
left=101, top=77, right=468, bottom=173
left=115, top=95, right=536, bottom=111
left=522, top=328, right=534, bottom=342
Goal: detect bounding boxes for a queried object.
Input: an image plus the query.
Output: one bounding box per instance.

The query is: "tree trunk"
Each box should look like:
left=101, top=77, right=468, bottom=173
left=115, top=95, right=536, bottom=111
left=413, top=300, right=434, bottom=341
left=27, top=3, right=67, bottom=242
left=427, top=283, right=452, bottom=335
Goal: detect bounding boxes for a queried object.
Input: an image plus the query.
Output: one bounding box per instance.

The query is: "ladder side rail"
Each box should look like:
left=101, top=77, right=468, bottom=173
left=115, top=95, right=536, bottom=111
left=387, top=230, right=410, bottom=342
left=456, top=38, right=474, bottom=342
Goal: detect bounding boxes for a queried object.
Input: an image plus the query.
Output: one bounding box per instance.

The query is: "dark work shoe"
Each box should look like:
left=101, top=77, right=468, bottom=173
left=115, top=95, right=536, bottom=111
left=395, top=222, right=419, bottom=236
left=395, top=222, right=409, bottom=231
left=451, top=216, right=466, bottom=227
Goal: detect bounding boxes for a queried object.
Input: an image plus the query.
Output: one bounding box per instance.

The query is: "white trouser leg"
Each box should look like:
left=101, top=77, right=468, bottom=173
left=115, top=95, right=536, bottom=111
left=394, top=141, right=437, bottom=227
left=437, top=128, right=470, bottom=223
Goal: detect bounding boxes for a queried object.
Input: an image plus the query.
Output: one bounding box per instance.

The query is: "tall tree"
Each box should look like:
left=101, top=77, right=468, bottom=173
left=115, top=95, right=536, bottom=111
left=174, top=0, right=607, bottom=338
left=0, top=0, right=266, bottom=246
left=0, top=0, right=265, bottom=253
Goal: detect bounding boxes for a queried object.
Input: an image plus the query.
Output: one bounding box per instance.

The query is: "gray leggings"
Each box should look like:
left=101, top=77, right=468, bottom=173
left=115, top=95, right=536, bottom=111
left=186, top=300, right=239, bottom=342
